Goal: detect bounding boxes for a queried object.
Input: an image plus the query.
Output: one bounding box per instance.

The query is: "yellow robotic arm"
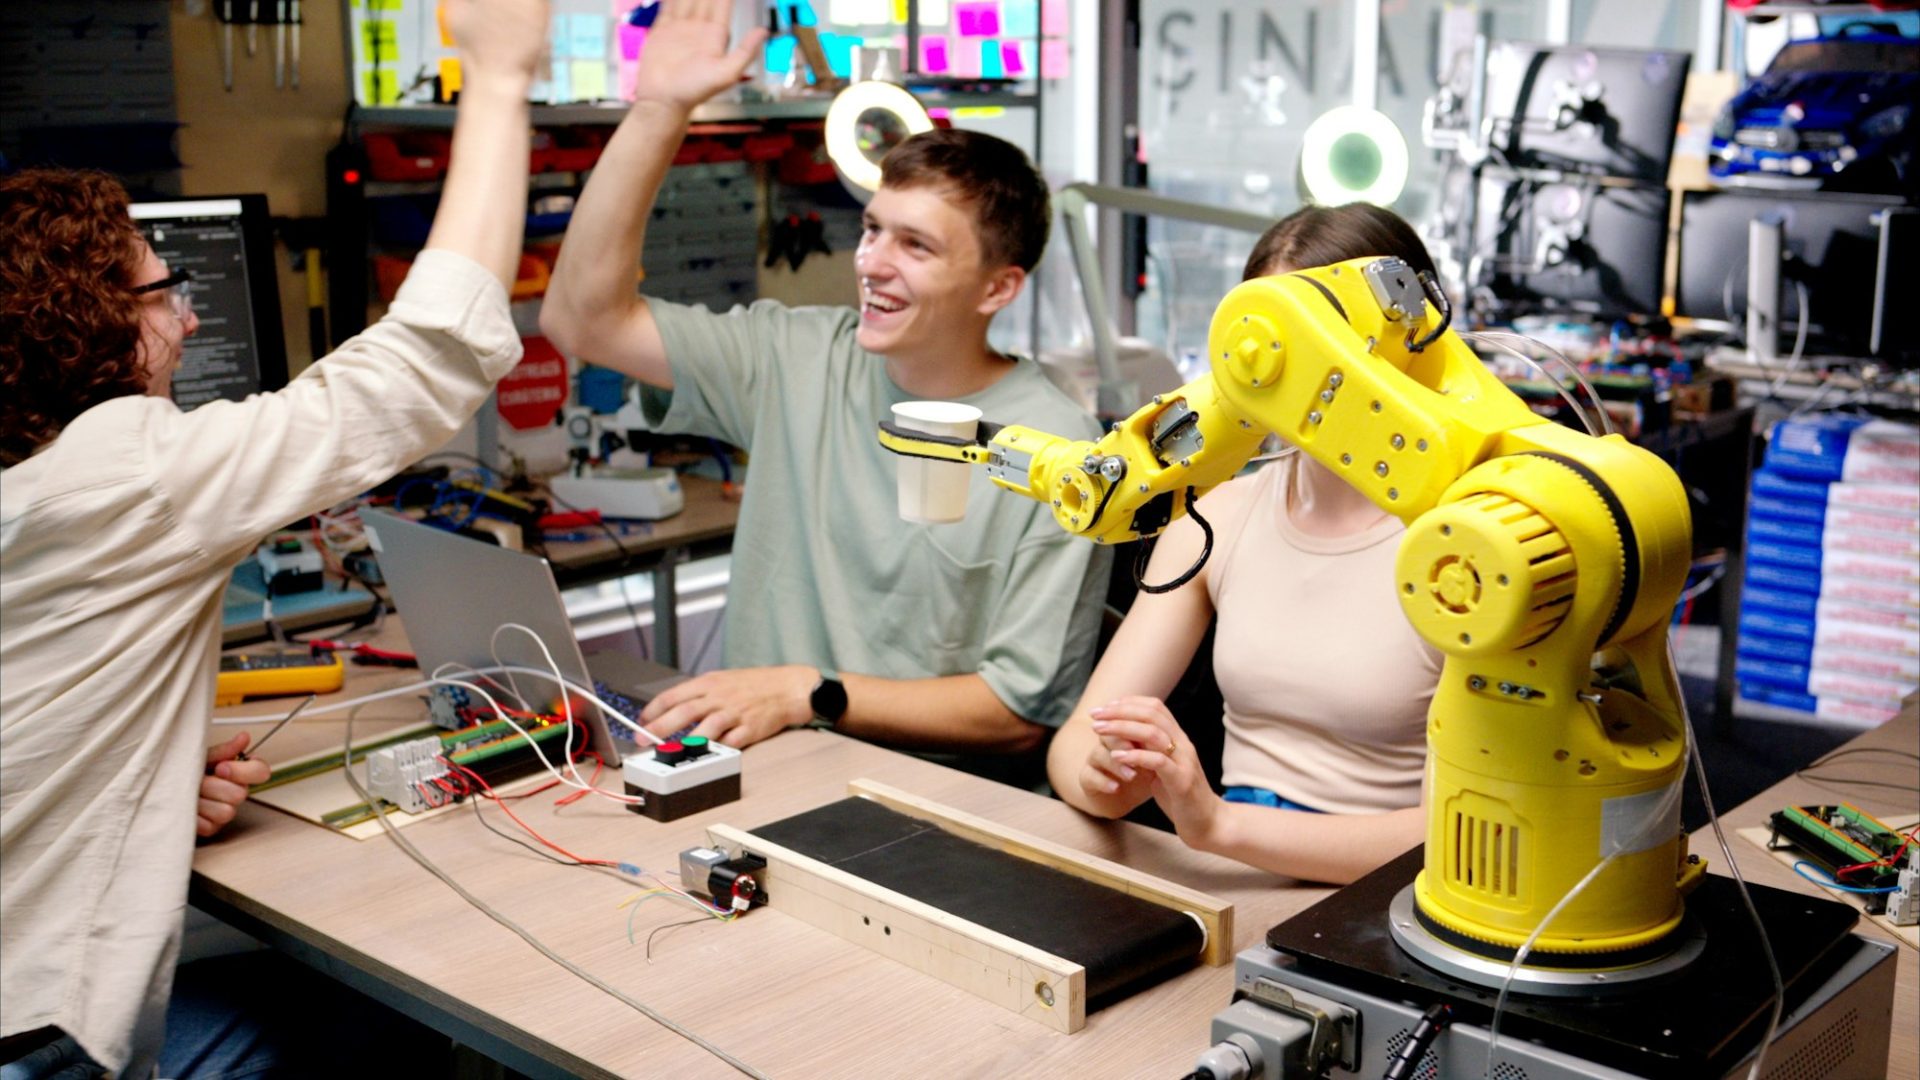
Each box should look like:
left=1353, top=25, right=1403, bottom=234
left=879, top=255, right=1702, bottom=973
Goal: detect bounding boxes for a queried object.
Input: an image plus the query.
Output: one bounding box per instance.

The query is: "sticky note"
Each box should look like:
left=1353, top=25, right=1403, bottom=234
left=1039, top=0, right=1066, bottom=35
left=899, top=0, right=949, bottom=25
left=918, top=35, right=948, bottom=73
left=821, top=31, right=857, bottom=78
left=950, top=34, right=980, bottom=77
left=1000, top=39, right=1024, bottom=76
left=551, top=14, right=570, bottom=56
left=571, top=59, right=609, bottom=101
left=832, top=0, right=889, bottom=23
left=618, top=23, right=646, bottom=60
left=1003, top=0, right=1036, bottom=37
left=549, top=58, right=572, bottom=102
left=979, top=38, right=1003, bottom=77
left=363, top=69, right=400, bottom=104
left=569, top=13, right=607, bottom=60
left=619, top=1, right=660, bottom=29
left=361, top=19, right=398, bottom=63
left=438, top=57, right=463, bottom=99
left=366, top=0, right=404, bottom=12
left=764, top=36, right=796, bottom=75
left=1039, top=37, right=1067, bottom=78
left=956, top=2, right=999, bottom=37
left=434, top=2, right=453, bottom=44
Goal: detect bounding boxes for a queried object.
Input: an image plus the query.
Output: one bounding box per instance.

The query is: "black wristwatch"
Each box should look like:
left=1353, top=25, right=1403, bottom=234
left=806, top=672, right=848, bottom=730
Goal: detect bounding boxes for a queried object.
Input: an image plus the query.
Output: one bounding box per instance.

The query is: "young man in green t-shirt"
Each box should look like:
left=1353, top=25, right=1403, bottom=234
left=542, top=0, right=1108, bottom=766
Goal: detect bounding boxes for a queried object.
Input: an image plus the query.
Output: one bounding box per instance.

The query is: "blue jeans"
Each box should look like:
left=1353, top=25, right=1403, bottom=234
left=0, top=1035, right=102, bottom=1080
left=1223, top=785, right=1325, bottom=813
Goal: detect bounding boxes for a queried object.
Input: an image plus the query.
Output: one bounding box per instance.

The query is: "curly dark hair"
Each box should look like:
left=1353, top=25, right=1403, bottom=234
left=880, top=128, right=1050, bottom=273
left=1, top=169, right=149, bottom=466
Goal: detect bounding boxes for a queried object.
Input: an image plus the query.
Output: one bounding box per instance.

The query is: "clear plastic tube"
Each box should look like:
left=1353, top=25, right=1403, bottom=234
left=1459, top=330, right=1606, bottom=437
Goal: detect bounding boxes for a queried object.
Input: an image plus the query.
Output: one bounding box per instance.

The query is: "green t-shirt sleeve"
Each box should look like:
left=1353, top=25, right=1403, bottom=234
left=639, top=298, right=808, bottom=448
left=976, top=519, right=1112, bottom=729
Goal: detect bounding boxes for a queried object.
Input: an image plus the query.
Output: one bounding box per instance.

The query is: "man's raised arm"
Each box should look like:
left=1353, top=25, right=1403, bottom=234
left=540, top=0, right=765, bottom=386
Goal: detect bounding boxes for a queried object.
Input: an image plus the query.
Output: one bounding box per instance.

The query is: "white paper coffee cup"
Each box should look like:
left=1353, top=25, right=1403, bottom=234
left=892, top=400, right=982, bottom=524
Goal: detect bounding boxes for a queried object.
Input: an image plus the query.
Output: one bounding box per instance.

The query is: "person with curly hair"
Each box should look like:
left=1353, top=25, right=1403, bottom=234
left=0, top=2, right=552, bottom=1076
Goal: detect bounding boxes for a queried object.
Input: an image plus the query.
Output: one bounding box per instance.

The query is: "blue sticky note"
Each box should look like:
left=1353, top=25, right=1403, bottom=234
left=821, top=32, right=857, bottom=78
left=569, top=14, right=607, bottom=61
left=980, top=38, right=1004, bottom=78
left=764, top=36, right=796, bottom=75
left=1003, top=0, right=1037, bottom=37
left=551, top=14, right=570, bottom=56
left=549, top=57, right=572, bottom=102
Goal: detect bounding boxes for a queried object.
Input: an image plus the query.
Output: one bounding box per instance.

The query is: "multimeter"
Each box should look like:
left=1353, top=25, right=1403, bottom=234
left=215, top=650, right=345, bottom=706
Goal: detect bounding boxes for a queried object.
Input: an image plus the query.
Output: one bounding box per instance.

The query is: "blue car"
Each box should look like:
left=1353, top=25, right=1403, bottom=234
left=1709, top=33, right=1917, bottom=193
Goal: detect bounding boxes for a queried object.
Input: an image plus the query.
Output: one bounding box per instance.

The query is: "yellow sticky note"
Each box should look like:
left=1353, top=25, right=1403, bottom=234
left=361, top=19, right=398, bottom=63
left=570, top=59, right=608, bottom=101
left=438, top=57, right=462, bottom=100
left=365, top=0, right=405, bottom=9
left=364, top=69, right=400, bottom=104
left=893, top=0, right=908, bottom=21
left=435, top=2, right=454, bottom=46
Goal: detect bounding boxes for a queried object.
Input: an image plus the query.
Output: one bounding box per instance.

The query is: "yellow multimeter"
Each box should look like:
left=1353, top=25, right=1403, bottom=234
left=215, top=651, right=345, bottom=706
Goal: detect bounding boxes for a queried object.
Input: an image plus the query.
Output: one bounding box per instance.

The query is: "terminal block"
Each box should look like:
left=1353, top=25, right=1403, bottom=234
left=1891, top=864, right=1919, bottom=928
left=621, top=735, right=742, bottom=822
left=364, top=735, right=452, bottom=814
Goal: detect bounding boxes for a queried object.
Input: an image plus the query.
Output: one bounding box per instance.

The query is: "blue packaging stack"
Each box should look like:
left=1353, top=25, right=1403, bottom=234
left=1736, top=416, right=1920, bottom=727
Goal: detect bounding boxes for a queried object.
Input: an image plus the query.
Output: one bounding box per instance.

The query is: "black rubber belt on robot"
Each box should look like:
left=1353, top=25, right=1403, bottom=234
left=1410, top=900, right=1684, bottom=969
left=1293, top=273, right=1349, bottom=323
left=1520, top=451, right=1639, bottom=648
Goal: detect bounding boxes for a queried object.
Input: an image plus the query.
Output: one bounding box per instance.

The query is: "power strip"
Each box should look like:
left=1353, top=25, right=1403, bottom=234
left=620, top=736, right=742, bottom=822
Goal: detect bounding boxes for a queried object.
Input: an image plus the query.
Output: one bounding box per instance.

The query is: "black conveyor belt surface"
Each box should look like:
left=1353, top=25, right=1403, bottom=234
left=747, top=797, right=1205, bottom=1006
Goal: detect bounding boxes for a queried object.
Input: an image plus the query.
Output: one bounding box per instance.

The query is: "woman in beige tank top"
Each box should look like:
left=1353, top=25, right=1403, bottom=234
left=1045, top=205, right=1446, bottom=885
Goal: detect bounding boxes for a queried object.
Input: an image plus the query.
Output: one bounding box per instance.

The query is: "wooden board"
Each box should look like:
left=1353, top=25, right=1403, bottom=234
left=847, top=779, right=1235, bottom=966
left=1737, top=823, right=1919, bottom=950
left=706, top=822, right=1089, bottom=1033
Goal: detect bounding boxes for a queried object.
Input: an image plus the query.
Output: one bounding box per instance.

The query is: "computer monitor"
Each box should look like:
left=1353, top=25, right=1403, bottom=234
left=1674, top=189, right=1912, bottom=361
left=1473, top=172, right=1670, bottom=320
left=129, top=195, right=289, bottom=409
left=1481, top=42, right=1690, bottom=184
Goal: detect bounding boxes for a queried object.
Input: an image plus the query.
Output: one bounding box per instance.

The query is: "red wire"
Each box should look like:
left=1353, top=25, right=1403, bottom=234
left=443, top=759, right=619, bottom=867
left=1832, top=825, right=1920, bottom=879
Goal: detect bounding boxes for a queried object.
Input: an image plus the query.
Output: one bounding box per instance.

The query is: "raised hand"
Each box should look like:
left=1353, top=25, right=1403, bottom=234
left=631, top=0, right=769, bottom=112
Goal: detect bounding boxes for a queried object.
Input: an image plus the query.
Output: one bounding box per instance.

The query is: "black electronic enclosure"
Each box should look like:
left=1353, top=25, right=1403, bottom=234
left=1474, top=172, right=1670, bottom=320
left=1481, top=42, right=1690, bottom=184
left=130, top=194, right=290, bottom=408
left=1674, top=189, right=1915, bottom=363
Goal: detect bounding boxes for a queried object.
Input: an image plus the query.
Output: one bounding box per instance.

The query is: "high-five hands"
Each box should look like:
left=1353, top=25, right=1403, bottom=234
left=632, top=0, right=770, bottom=112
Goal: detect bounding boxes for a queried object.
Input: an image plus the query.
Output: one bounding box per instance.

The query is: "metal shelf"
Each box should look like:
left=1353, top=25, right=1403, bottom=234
left=355, top=89, right=1038, bottom=129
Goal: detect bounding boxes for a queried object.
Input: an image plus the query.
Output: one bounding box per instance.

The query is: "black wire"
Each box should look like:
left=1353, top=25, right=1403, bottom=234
left=1407, top=270, right=1452, bottom=353
left=1382, top=1003, right=1450, bottom=1080
left=1134, top=487, right=1213, bottom=595
left=1803, top=746, right=1920, bottom=769
left=541, top=482, right=651, bottom=661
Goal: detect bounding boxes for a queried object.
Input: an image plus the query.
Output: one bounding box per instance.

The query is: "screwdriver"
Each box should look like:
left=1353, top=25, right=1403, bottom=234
left=236, top=692, right=317, bottom=762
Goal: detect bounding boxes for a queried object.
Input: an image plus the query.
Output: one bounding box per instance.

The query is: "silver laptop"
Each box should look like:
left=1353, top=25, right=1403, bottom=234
left=362, top=509, right=684, bottom=767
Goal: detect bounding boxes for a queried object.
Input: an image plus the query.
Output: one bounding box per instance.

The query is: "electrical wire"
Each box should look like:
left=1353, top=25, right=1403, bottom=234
left=339, top=707, right=770, bottom=1080
left=1792, top=861, right=1901, bottom=894
left=1484, top=631, right=1783, bottom=1080
left=1460, top=330, right=1611, bottom=437
left=1134, top=487, right=1213, bottom=595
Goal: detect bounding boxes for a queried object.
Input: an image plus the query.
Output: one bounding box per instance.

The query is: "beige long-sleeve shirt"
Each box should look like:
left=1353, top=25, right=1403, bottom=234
left=1, top=250, right=519, bottom=1076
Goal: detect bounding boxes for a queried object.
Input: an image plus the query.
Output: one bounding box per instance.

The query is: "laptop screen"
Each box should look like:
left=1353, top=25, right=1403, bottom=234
left=361, top=509, right=626, bottom=766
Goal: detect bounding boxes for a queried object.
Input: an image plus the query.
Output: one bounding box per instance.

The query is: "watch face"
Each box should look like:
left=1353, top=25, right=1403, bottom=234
left=810, top=677, right=848, bottom=722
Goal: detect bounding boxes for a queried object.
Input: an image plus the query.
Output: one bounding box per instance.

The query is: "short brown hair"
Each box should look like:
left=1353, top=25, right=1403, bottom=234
left=1, top=169, right=149, bottom=465
left=880, top=128, right=1050, bottom=273
left=1243, top=202, right=1438, bottom=282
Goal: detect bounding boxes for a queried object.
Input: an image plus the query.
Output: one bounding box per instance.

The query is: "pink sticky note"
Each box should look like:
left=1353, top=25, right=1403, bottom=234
left=1000, top=39, right=1024, bottom=76
left=1040, top=38, right=1068, bottom=79
left=1040, top=0, right=1067, bottom=35
left=618, top=24, right=646, bottom=61
left=955, top=1, right=999, bottom=36
left=619, top=58, right=640, bottom=100
left=950, top=33, right=981, bottom=77
left=919, top=35, right=949, bottom=73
